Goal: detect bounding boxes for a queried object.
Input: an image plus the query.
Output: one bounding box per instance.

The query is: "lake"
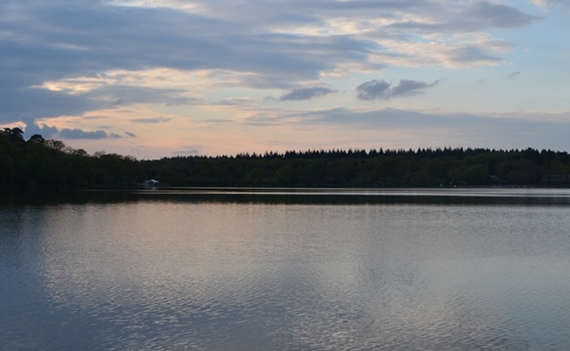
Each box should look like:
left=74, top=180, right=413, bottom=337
left=1, top=188, right=570, bottom=350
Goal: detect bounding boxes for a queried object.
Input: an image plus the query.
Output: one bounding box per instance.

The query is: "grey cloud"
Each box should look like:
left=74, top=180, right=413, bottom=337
left=59, top=128, right=115, bottom=139
left=125, top=132, right=137, bottom=137
left=300, top=107, right=448, bottom=128
left=279, top=87, right=336, bottom=101
left=319, top=108, right=570, bottom=150
left=83, top=86, right=202, bottom=107
left=456, top=1, right=538, bottom=30
left=242, top=106, right=555, bottom=130
left=202, top=119, right=234, bottom=124
left=388, top=1, right=538, bottom=33
left=21, top=4, right=358, bottom=77
left=505, top=71, right=521, bottom=80
left=356, top=80, right=391, bottom=101
left=242, top=107, right=570, bottom=151
left=447, top=46, right=505, bottom=66
left=375, top=2, right=536, bottom=66
left=129, top=117, right=173, bottom=124
left=215, top=98, right=257, bottom=106
left=0, top=72, right=197, bottom=125
left=0, top=2, right=370, bottom=123
left=0, top=0, right=539, bottom=123
left=356, top=79, right=437, bottom=100
left=0, top=83, right=107, bottom=124
left=0, top=84, right=195, bottom=123
left=389, top=80, right=436, bottom=98
left=23, top=118, right=59, bottom=139
left=22, top=118, right=121, bottom=140
left=173, top=146, right=202, bottom=155
left=173, top=149, right=200, bottom=155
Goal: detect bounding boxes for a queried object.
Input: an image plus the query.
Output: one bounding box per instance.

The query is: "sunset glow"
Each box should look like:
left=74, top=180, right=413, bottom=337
left=2, top=0, right=569, bottom=158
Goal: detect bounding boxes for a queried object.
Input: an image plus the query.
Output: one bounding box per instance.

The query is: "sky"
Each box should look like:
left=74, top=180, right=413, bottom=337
left=1, top=0, right=570, bottom=159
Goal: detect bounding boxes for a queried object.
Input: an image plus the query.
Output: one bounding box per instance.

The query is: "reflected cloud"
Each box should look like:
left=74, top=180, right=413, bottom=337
left=23, top=200, right=570, bottom=349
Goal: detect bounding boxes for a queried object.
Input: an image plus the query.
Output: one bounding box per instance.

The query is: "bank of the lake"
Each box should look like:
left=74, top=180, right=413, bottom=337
left=2, top=131, right=570, bottom=188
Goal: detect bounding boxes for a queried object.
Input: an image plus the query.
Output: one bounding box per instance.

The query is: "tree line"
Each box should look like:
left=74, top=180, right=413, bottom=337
left=2, top=127, right=570, bottom=188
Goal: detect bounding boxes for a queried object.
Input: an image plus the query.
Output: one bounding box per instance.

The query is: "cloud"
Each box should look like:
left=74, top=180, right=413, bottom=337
left=173, top=146, right=202, bottom=155
left=455, top=1, right=538, bottom=30
left=355, top=80, right=391, bottom=101
left=504, top=71, right=521, bottom=80
left=279, top=87, right=336, bottom=101
left=240, top=107, right=570, bottom=151
left=59, top=128, right=118, bottom=140
left=532, top=0, right=568, bottom=8
left=242, top=106, right=570, bottom=129
left=0, top=0, right=540, bottom=124
left=23, top=118, right=122, bottom=140
left=387, top=1, right=538, bottom=33
left=0, top=84, right=106, bottom=124
left=215, top=97, right=258, bottom=106
left=125, top=131, right=137, bottom=137
left=389, top=80, right=437, bottom=98
left=445, top=45, right=506, bottom=66
left=356, top=79, right=438, bottom=101
left=129, top=117, right=173, bottom=124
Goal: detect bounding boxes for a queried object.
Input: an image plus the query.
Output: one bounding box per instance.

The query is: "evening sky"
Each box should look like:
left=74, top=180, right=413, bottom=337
left=1, top=0, right=569, bottom=158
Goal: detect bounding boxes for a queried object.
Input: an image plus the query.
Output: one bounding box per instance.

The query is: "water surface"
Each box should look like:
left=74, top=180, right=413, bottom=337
left=1, top=188, right=570, bottom=350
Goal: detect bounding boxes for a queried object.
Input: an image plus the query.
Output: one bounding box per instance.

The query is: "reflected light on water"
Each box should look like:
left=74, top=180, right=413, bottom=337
left=1, top=190, right=570, bottom=350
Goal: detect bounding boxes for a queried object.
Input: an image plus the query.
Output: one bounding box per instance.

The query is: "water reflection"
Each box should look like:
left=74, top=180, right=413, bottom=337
left=4, top=187, right=570, bottom=206
left=1, top=190, right=570, bottom=350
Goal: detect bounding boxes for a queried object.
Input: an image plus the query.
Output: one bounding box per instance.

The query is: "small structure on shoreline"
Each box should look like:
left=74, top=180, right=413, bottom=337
left=142, top=179, right=159, bottom=187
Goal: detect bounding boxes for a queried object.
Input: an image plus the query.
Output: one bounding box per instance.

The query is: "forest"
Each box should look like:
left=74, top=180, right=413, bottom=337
left=2, top=127, right=570, bottom=188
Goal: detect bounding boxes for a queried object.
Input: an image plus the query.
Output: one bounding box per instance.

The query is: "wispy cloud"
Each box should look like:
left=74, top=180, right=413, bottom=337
left=388, top=1, right=537, bottom=33
left=57, top=129, right=120, bottom=139
left=356, top=79, right=439, bottom=101
left=1, top=0, right=563, bottom=157
left=531, top=0, right=568, bottom=8
left=239, top=107, right=570, bottom=151
left=173, top=145, right=202, bottom=155
left=0, top=0, right=539, bottom=125
left=504, top=71, right=521, bottom=80
left=23, top=119, right=122, bottom=140
left=129, top=117, right=172, bottom=124
left=279, top=87, right=336, bottom=101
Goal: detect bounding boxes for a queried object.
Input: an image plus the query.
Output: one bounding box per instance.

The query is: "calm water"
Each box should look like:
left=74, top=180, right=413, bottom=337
left=1, top=188, right=570, bottom=350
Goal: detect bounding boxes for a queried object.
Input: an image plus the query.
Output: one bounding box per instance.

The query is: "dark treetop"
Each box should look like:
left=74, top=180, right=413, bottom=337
left=1, top=128, right=569, bottom=188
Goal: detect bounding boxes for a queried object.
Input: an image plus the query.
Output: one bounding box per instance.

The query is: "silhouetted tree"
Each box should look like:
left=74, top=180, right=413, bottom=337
left=28, top=134, right=45, bottom=144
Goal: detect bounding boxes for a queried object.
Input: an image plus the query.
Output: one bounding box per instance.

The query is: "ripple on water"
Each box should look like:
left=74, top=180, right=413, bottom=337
left=1, top=198, right=570, bottom=350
